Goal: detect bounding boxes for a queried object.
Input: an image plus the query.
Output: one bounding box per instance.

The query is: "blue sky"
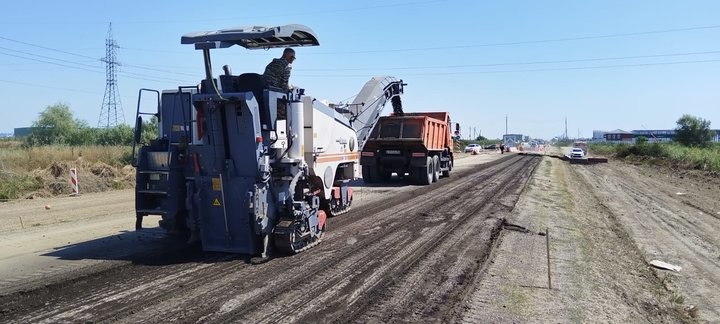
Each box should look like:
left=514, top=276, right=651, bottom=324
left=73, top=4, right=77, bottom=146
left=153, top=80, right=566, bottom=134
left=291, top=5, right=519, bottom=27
left=1, top=0, right=719, bottom=139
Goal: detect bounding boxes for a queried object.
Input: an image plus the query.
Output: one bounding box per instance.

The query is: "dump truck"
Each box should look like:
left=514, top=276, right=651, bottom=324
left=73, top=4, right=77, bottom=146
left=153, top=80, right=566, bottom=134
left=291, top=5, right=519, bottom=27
left=131, top=24, right=405, bottom=261
left=360, top=112, right=454, bottom=185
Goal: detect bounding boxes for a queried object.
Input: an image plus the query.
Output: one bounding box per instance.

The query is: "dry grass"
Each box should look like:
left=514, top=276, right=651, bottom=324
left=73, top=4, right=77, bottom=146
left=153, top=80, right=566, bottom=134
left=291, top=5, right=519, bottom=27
left=0, top=142, right=130, bottom=171
left=0, top=142, right=134, bottom=200
left=590, top=142, right=720, bottom=172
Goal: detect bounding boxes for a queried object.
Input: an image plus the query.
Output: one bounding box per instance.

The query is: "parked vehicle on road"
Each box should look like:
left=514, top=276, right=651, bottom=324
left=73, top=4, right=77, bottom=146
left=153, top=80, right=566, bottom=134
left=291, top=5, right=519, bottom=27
left=570, top=147, right=585, bottom=159
left=573, top=141, right=589, bottom=156
left=464, top=144, right=481, bottom=153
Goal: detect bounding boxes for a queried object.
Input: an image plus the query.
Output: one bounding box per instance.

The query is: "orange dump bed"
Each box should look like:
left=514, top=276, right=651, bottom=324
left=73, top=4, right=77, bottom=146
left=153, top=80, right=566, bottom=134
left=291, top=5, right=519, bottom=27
left=365, top=112, right=452, bottom=151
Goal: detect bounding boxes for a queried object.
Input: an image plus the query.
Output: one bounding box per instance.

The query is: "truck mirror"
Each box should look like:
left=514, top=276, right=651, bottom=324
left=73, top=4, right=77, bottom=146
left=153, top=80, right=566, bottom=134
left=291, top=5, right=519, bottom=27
left=134, top=116, right=143, bottom=144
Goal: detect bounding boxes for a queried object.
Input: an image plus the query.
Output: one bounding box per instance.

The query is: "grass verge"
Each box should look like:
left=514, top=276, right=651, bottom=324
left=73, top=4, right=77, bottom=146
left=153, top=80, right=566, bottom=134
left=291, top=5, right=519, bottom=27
left=590, top=142, right=720, bottom=172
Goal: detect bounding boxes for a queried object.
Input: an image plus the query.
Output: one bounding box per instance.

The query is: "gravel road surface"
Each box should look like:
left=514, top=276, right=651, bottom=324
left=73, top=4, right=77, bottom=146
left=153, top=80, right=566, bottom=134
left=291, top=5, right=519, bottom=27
left=2, top=150, right=717, bottom=323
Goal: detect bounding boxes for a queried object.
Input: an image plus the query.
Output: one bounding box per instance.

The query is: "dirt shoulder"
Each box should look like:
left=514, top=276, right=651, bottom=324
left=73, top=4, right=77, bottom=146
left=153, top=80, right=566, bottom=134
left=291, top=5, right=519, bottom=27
left=461, top=154, right=716, bottom=322
left=0, top=189, right=177, bottom=294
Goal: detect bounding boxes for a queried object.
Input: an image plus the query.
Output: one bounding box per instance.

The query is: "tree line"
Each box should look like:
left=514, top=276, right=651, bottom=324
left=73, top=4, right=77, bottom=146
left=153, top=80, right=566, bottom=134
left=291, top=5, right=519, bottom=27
left=20, top=103, right=716, bottom=148
left=23, top=103, right=157, bottom=146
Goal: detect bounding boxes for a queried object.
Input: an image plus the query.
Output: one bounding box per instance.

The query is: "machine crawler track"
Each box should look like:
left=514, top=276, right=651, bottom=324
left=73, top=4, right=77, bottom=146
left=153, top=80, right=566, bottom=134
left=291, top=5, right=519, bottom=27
left=328, top=206, right=351, bottom=217
left=273, top=217, right=323, bottom=254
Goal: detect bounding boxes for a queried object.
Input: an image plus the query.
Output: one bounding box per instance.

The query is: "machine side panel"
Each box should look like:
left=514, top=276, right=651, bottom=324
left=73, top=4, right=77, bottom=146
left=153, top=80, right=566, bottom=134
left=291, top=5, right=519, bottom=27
left=160, top=91, right=194, bottom=144
left=192, top=100, right=261, bottom=254
left=306, top=98, right=359, bottom=198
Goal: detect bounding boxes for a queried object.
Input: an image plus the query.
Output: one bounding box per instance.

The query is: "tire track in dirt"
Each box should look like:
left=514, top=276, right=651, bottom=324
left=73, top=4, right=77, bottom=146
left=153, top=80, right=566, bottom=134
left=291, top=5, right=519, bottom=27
left=577, top=164, right=720, bottom=320
left=113, top=155, right=526, bottom=323
left=346, top=157, right=537, bottom=323
left=0, top=155, right=540, bottom=323
left=454, top=157, right=694, bottom=323
left=204, top=155, right=540, bottom=323
left=304, top=157, right=538, bottom=323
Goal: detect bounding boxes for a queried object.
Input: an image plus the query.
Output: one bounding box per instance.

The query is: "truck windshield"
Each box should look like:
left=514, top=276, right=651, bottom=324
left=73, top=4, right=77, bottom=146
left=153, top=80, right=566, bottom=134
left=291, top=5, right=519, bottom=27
left=371, top=119, right=423, bottom=139
left=401, top=121, right=421, bottom=138
left=379, top=122, right=401, bottom=138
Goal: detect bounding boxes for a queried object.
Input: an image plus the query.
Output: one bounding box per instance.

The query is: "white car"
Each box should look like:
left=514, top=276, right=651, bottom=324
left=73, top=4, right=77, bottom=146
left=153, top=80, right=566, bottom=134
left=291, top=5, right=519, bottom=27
left=570, top=148, right=584, bottom=159
left=464, top=144, right=481, bottom=153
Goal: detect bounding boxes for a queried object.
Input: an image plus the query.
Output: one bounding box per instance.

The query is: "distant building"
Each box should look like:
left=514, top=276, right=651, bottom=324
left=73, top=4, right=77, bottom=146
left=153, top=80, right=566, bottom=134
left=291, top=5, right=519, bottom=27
left=632, top=129, right=720, bottom=143
left=597, top=128, right=720, bottom=143
left=632, top=129, right=674, bottom=143
left=592, top=130, right=607, bottom=141
left=604, top=129, right=633, bottom=142
left=13, top=127, right=37, bottom=137
left=502, top=134, right=524, bottom=146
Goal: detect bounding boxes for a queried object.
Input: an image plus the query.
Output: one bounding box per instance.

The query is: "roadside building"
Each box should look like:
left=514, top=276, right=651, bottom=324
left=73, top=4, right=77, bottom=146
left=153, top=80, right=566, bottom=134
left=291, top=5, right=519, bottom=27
left=13, top=127, right=36, bottom=137
left=632, top=129, right=674, bottom=143
left=592, top=130, right=607, bottom=142
left=604, top=129, right=633, bottom=143
left=632, top=129, right=720, bottom=143
left=598, top=128, right=720, bottom=143
left=502, top=134, right=525, bottom=147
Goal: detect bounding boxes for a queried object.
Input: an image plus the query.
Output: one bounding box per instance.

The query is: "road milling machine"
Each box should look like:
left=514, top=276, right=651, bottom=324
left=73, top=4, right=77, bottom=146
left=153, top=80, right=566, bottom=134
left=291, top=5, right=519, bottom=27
left=131, top=24, right=404, bottom=260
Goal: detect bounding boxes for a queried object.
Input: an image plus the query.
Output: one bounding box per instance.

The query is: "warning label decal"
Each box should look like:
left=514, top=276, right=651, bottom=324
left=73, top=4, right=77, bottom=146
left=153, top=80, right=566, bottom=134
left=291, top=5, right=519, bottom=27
left=212, top=197, right=221, bottom=206
left=212, top=178, right=221, bottom=191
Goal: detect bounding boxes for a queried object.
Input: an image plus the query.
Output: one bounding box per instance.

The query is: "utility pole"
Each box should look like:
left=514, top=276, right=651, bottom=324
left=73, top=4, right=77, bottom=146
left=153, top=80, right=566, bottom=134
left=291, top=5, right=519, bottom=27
left=98, top=22, right=124, bottom=128
left=564, top=118, right=568, bottom=140
left=505, top=114, right=508, bottom=136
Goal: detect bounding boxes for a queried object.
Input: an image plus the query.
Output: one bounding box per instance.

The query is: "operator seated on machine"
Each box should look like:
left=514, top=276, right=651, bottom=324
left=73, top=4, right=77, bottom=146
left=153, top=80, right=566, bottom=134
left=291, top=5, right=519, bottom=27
left=263, top=47, right=295, bottom=91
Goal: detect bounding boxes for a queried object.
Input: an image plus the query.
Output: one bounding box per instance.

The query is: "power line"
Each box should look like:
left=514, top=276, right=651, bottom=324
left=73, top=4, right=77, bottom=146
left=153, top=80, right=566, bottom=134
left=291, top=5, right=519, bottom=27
left=4, top=22, right=720, bottom=73
left=122, top=63, right=199, bottom=77
left=296, top=50, right=720, bottom=71
left=0, top=35, right=99, bottom=60
left=108, top=23, right=720, bottom=56
left=0, top=79, right=100, bottom=95
left=0, top=0, right=446, bottom=25
left=115, top=48, right=720, bottom=76
left=0, top=45, right=103, bottom=71
left=0, top=49, right=194, bottom=84
left=295, top=58, right=720, bottom=77
left=309, top=24, right=720, bottom=55
left=0, top=36, right=196, bottom=78
left=0, top=50, right=104, bottom=74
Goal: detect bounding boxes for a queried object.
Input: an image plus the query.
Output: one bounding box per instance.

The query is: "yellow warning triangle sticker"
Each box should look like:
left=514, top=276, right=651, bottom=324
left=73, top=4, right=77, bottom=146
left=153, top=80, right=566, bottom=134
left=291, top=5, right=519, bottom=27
left=212, top=198, right=221, bottom=206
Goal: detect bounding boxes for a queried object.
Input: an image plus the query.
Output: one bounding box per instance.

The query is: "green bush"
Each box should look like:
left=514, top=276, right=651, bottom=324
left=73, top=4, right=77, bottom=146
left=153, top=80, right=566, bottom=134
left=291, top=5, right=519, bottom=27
left=0, top=173, right=42, bottom=200
left=591, top=141, right=720, bottom=172
left=24, top=103, right=141, bottom=147
left=97, top=124, right=134, bottom=146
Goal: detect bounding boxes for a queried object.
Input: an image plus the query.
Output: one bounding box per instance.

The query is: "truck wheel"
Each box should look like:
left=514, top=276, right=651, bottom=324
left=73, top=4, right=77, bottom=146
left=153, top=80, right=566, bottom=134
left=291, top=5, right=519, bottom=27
left=432, top=156, right=440, bottom=183
left=442, top=158, right=452, bottom=177
left=362, top=166, right=377, bottom=183
left=379, top=169, right=392, bottom=181
left=417, top=157, right=432, bottom=185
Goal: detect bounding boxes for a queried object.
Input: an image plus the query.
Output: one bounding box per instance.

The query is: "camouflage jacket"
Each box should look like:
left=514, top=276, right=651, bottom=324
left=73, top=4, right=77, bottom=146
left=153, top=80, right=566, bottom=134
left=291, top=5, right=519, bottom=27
left=263, top=58, right=291, bottom=90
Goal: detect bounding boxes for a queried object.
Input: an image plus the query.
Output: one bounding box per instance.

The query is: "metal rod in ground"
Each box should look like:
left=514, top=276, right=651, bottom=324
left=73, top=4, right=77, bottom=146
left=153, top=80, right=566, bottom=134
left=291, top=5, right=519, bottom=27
left=546, top=227, right=552, bottom=289
left=19, top=216, right=24, bottom=229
